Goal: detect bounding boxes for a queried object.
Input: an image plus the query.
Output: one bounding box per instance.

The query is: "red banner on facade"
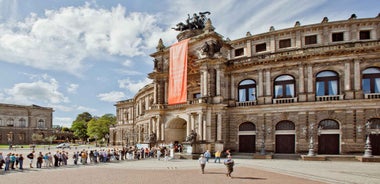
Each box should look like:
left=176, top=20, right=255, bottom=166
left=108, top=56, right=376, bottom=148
left=168, top=39, right=190, bottom=105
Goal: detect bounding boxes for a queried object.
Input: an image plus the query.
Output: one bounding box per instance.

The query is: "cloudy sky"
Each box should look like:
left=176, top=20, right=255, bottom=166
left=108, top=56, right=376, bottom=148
left=0, top=0, right=378, bottom=127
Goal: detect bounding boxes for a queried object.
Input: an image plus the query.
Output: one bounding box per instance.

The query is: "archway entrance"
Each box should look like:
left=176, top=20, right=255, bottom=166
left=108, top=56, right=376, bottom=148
left=165, top=118, right=187, bottom=144
left=275, top=121, right=295, bottom=154
left=318, top=119, right=340, bottom=154
left=238, top=122, right=256, bottom=153
left=368, top=118, right=380, bottom=155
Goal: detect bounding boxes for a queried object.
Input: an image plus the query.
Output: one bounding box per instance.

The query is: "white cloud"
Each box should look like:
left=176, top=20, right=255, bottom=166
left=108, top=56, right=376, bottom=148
left=118, top=77, right=152, bottom=94
left=0, top=75, right=69, bottom=105
left=97, top=91, right=126, bottom=102
left=54, top=117, right=73, bottom=127
left=67, top=83, right=79, bottom=94
left=76, top=105, right=97, bottom=112
left=0, top=4, right=164, bottom=75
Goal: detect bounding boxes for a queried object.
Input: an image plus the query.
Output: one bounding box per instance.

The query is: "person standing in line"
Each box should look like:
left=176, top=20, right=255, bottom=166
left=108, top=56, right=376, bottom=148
left=4, top=153, right=10, bottom=172
left=18, top=154, right=24, bottom=170
left=224, top=155, right=234, bottom=178
left=214, top=150, right=221, bottom=163
left=36, top=152, right=43, bottom=168
left=198, top=154, right=207, bottom=174
left=0, top=152, right=4, bottom=169
left=9, top=153, right=16, bottom=169
left=27, top=151, right=35, bottom=168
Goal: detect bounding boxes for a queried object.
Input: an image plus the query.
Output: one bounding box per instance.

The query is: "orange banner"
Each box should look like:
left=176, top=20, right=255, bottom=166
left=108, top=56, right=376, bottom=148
left=168, top=38, right=189, bottom=105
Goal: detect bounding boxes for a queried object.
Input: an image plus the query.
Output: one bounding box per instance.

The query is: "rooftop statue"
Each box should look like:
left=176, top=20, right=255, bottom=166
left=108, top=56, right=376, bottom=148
left=172, top=11, right=211, bottom=31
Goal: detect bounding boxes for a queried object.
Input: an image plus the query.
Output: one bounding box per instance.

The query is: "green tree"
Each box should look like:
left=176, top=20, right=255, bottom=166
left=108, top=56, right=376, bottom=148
left=31, top=133, right=43, bottom=144
left=71, top=112, right=93, bottom=140
left=87, top=114, right=116, bottom=140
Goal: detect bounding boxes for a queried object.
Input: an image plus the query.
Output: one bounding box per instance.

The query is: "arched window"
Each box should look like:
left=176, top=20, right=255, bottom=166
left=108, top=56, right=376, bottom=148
left=369, top=118, right=380, bottom=129
left=319, top=119, right=340, bottom=129
left=274, top=75, right=295, bottom=98
left=19, top=118, right=26, bottom=128
left=238, top=79, right=256, bottom=102
left=316, top=71, right=339, bottom=96
left=362, top=68, right=380, bottom=94
left=276, top=121, right=295, bottom=130
left=239, top=122, right=256, bottom=131
left=6, top=118, right=14, bottom=127
left=37, top=119, right=45, bottom=128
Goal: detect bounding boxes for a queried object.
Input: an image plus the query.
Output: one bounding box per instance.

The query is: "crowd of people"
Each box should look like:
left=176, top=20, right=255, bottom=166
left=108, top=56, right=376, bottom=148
left=0, top=145, right=181, bottom=174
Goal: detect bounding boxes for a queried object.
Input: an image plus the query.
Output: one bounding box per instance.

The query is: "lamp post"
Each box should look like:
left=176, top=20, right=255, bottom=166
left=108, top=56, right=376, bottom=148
left=307, top=123, right=315, bottom=156
left=94, top=135, right=98, bottom=147
left=363, top=121, right=372, bottom=157
left=105, top=134, right=110, bottom=147
left=260, top=124, right=271, bottom=155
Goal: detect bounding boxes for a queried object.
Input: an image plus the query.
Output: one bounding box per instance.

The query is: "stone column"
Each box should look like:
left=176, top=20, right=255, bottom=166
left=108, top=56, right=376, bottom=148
left=258, top=70, right=263, bottom=97
left=161, top=122, right=165, bottom=142
left=265, top=69, right=271, bottom=96
left=299, top=65, right=304, bottom=93
left=216, top=68, right=221, bottom=96
left=246, top=40, right=252, bottom=57
left=198, top=113, right=203, bottom=140
left=344, top=62, right=351, bottom=91
left=156, top=117, right=161, bottom=141
left=217, top=113, right=222, bottom=141
left=203, top=70, right=208, bottom=96
left=203, top=119, right=207, bottom=141
left=187, top=113, right=191, bottom=136
left=354, top=59, right=361, bottom=90
left=231, top=75, right=235, bottom=99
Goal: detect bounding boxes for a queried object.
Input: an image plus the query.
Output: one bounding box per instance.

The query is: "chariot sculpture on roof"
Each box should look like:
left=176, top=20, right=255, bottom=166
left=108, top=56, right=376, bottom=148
left=172, top=11, right=211, bottom=31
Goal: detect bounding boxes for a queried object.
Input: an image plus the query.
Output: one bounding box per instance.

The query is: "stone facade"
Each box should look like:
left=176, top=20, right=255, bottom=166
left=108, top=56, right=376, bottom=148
left=110, top=14, right=380, bottom=155
left=0, top=103, right=54, bottom=145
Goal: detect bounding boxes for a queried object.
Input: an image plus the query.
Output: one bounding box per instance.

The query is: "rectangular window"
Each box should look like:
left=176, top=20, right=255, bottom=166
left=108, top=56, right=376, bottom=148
left=193, top=93, right=201, bottom=99
left=234, top=48, right=244, bottom=57
left=332, top=32, right=344, bottom=42
left=279, top=39, right=291, bottom=48
left=255, top=43, right=266, bottom=52
left=305, top=35, right=317, bottom=45
left=359, top=30, right=371, bottom=40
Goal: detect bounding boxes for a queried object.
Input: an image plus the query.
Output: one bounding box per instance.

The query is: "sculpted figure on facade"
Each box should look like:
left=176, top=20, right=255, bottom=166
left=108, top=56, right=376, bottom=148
left=172, top=12, right=211, bottom=31
left=185, top=129, right=197, bottom=144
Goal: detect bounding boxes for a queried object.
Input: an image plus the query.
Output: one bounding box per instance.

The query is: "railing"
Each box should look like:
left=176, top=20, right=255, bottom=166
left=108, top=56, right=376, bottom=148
left=316, top=95, right=344, bottom=101
left=273, top=97, right=297, bottom=104
left=365, top=93, right=380, bottom=99
left=236, top=100, right=257, bottom=106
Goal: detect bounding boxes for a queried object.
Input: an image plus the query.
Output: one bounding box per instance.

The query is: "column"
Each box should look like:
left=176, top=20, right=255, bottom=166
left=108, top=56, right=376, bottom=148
left=217, top=113, right=222, bottom=141
left=354, top=60, right=361, bottom=90
left=187, top=114, right=191, bottom=136
left=198, top=113, right=203, bottom=140
left=307, top=65, right=313, bottom=93
left=216, top=68, right=221, bottom=95
left=191, top=114, right=195, bottom=131
left=161, top=122, right=165, bottom=141
left=299, top=65, right=304, bottom=93
left=203, top=70, right=208, bottom=96
left=156, top=117, right=161, bottom=141
left=265, top=70, right=271, bottom=96
left=203, top=120, right=207, bottom=141
left=231, top=75, right=235, bottom=99
left=258, top=70, right=263, bottom=96
left=344, top=62, right=351, bottom=90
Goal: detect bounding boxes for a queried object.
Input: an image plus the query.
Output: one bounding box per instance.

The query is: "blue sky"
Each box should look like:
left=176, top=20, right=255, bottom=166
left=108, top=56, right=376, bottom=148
left=0, top=0, right=378, bottom=127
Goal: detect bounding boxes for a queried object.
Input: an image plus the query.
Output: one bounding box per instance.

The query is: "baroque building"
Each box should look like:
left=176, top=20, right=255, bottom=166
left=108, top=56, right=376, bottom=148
left=0, top=103, right=54, bottom=145
left=110, top=13, right=380, bottom=156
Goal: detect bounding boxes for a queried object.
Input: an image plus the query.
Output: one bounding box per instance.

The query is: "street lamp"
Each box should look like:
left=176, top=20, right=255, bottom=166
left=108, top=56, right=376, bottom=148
left=363, top=121, right=372, bottom=157
left=105, top=134, right=110, bottom=147
left=94, top=135, right=98, bottom=147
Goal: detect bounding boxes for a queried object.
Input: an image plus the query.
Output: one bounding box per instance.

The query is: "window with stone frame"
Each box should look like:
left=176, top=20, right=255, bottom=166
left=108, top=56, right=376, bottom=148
left=316, top=71, right=339, bottom=96
left=19, top=118, right=26, bottom=127
left=239, top=122, right=256, bottom=131
left=319, top=119, right=339, bottom=129
left=362, top=67, right=380, bottom=94
left=332, top=32, right=344, bottom=42
left=255, top=43, right=266, bottom=52
left=274, top=75, right=295, bottom=98
left=238, top=79, right=256, bottom=102
left=279, top=39, right=291, bottom=48
left=276, top=121, right=295, bottom=130
left=369, top=118, right=380, bottom=129
left=359, top=30, right=371, bottom=40
left=305, top=35, right=317, bottom=45
left=37, top=119, right=45, bottom=128
left=6, top=118, right=14, bottom=127
left=234, top=48, right=244, bottom=57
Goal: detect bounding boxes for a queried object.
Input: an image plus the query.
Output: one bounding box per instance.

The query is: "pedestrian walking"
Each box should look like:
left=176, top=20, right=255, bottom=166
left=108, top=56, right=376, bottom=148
left=198, top=154, right=207, bottom=174
left=224, top=155, right=234, bottom=178
left=204, top=150, right=211, bottom=162
left=214, top=150, right=221, bottom=163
